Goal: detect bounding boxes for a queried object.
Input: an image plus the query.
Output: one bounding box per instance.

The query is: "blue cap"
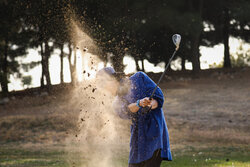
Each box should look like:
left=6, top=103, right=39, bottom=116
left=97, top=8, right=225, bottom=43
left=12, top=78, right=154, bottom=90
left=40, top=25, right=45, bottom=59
left=97, top=67, right=116, bottom=77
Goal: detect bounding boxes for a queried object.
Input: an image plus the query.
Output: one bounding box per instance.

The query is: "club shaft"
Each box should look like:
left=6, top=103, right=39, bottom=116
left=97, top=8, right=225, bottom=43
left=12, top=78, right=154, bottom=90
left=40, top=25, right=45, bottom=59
left=149, top=49, right=177, bottom=99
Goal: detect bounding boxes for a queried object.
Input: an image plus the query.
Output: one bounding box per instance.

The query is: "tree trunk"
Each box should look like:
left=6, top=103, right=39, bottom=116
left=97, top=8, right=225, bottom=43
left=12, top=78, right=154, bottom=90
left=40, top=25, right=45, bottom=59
left=44, top=41, right=51, bottom=86
left=223, top=8, right=231, bottom=68
left=191, top=0, right=203, bottom=73
left=134, top=56, right=140, bottom=71
left=191, top=35, right=201, bottom=72
left=112, top=51, right=125, bottom=72
left=1, top=38, right=9, bottom=96
left=68, top=43, right=73, bottom=83
left=40, top=43, right=45, bottom=88
left=181, top=55, right=186, bottom=71
left=112, top=56, right=123, bottom=72
left=141, top=58, right=145, bottom=72
left=60, top=44, right=64, bottom=83
left=71, top=47, right=77, bottom=85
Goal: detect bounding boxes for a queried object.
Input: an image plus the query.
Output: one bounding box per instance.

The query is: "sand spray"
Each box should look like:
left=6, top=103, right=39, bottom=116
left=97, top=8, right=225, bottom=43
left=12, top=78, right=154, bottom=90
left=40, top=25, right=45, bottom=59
left=63, top=9, right=130, bottom=167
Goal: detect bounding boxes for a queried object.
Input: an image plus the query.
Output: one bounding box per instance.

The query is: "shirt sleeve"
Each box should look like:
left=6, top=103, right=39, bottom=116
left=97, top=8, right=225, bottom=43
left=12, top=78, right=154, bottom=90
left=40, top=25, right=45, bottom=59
left=112, top=96, right=135, bottom=119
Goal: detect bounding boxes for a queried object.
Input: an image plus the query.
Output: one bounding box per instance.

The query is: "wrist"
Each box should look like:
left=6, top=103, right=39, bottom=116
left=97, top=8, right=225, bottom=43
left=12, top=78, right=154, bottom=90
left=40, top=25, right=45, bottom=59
left=136, top=100, right=142, bottom=108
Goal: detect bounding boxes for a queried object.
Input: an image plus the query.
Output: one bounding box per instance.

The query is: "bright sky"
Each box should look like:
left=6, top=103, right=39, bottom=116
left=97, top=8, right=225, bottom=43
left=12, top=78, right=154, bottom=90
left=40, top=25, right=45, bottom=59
left=8, top=37, right=249, bottom=91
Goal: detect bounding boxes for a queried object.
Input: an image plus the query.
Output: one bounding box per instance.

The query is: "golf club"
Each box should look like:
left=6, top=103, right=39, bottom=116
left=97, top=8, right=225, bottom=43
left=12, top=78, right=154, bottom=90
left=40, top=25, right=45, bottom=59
left=141, top=34, right=181, bottom=114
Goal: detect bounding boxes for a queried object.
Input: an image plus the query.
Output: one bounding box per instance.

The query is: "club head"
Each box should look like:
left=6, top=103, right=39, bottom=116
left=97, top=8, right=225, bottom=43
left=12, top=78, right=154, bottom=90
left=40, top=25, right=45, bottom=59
left=172, top=34, right=181, bottom=50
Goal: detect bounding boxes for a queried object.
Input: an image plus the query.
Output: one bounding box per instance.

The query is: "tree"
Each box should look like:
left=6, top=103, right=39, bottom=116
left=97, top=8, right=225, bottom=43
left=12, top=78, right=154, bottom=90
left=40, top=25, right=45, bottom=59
left=67, top=43, right=77, bottom=85
left=202, top=0, right=250, bottom=68
left=0, top=0, right=31, bottom=96
left=223, top=7, right=231, bottom=68
left=23, top=0, right=61, bottom=89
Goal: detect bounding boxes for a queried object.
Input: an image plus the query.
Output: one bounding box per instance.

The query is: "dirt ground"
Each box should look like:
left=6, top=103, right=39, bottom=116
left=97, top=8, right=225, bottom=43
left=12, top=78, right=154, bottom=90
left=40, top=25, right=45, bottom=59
left=0, top=68, right=250, bottom=151
left=162, top=68, right=250, bottom=150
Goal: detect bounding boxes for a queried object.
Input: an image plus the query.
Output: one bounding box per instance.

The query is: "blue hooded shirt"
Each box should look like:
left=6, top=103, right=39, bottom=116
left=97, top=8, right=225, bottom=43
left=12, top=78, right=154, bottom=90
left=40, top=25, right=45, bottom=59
left=113, top=71, right=172, bottom=164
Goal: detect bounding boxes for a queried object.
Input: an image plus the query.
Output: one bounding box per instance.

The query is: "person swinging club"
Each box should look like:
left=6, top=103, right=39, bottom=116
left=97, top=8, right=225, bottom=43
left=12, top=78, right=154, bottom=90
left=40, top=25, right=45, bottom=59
left=96, top=67, right=172, bottom=167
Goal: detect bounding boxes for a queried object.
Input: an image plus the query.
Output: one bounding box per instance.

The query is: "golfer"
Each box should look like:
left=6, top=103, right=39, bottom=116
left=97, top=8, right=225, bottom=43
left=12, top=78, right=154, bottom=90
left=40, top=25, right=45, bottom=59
left=97, top=67, right=172, bottom=167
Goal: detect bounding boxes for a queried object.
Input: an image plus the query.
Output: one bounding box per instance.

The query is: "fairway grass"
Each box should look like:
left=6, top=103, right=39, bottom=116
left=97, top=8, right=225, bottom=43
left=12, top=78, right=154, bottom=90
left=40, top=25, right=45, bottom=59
left=0, top=145, right=249, bottom=167
left=164, top=148, right=250, bottom=167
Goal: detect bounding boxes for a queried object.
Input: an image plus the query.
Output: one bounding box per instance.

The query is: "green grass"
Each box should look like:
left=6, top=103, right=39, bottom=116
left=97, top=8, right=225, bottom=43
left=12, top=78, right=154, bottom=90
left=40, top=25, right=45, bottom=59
left=0, top=147, right=68, bottom=167
left=164, top=146, right=250, bottom=167
left=0, top=146, right=249, bottom=167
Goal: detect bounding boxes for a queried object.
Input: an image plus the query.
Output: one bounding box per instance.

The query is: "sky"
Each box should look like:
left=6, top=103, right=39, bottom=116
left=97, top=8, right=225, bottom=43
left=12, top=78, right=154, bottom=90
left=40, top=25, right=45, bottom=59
left=8, top=37, right=249, bottom=91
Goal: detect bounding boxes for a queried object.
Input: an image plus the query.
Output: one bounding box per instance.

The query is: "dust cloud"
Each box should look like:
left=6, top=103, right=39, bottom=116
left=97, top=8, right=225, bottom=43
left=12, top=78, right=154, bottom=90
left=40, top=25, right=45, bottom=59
left=63, top=12, right=131, bottom=167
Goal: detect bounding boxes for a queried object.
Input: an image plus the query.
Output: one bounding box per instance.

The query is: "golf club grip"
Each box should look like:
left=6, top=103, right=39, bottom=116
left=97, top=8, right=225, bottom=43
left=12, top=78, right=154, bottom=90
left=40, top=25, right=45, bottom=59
left=141, top=105, right=152, bottom=114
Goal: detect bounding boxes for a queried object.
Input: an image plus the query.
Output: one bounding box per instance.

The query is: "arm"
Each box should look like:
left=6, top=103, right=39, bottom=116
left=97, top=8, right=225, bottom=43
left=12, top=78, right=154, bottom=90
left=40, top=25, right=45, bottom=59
left=128, top=103, right=140, bottom=113
left=128, top=98, right=158, bottom=113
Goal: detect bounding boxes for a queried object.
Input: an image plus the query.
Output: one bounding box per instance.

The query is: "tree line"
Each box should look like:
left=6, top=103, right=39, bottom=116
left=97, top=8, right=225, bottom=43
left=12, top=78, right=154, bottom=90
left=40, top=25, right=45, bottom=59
left=0, top=0, right=249, bottom=97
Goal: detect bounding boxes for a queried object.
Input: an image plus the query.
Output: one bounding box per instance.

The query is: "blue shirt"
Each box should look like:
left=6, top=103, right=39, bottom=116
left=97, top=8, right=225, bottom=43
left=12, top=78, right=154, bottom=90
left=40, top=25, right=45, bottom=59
left=113, top=72, right=172, bottom=164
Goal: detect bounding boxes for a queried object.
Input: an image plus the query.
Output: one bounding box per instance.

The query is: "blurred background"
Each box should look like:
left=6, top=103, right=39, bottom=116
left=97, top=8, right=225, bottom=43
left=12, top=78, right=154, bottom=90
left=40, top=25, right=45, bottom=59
left=0, top=0, right=249, bottom=167
left=0, top=0, right=249, bottom=94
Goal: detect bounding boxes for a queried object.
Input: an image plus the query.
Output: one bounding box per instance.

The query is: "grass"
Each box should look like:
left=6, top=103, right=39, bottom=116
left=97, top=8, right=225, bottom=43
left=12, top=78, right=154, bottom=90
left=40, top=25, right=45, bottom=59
left=165, top=146, right=250, bottom=167
left=0, top=147, right=68, bottom=167
left=0, top=145, right=249, bottom=167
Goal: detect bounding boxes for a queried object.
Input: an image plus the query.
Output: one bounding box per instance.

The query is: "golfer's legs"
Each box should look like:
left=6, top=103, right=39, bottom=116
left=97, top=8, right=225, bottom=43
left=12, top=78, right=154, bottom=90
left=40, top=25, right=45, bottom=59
left=128, top=163, right=143, bottom=167
left=144, top=149, right=162, bottom=167
left=128, top=149, right=162, bottom=167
